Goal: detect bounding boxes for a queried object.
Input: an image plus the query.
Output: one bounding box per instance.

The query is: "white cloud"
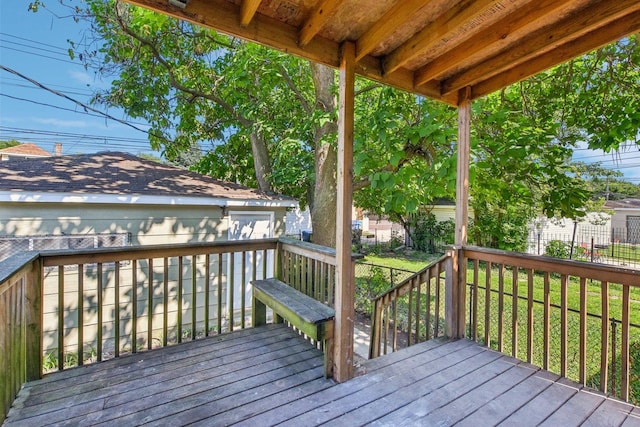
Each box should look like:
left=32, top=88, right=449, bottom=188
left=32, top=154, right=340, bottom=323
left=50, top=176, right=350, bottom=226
left=68, top=70, right=94, bottom=86
left=33, top=118, right=89, bottom=128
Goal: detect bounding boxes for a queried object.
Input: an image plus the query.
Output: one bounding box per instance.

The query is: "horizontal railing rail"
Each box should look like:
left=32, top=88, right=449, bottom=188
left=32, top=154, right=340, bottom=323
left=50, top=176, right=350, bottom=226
left=369, top=254, right=450, bottom=358
left=463, top=245, right=640, bottom=403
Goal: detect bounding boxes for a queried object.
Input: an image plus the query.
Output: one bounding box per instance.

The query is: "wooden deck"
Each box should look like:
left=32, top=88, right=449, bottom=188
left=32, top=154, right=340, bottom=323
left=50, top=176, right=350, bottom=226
left=5, top=324, right=640, bottom=426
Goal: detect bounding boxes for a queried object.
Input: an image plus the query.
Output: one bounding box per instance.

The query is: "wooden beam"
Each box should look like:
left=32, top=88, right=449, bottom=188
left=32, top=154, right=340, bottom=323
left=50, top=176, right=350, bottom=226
left=471, top=10, right=640, bottom=100
left=355, top=0, right=427, bottom=61
left=413, top=0, right=575, bottom=86
left=240, top=0, right=261, bottom=27
left=123, top=0, right=452, bottom=104
left=334, top=41, right=356, bottom=383
left=441, top=0, right=640, bottom=95
left=383, top=0, right=497, bottom=75
left=298, top=0, right=341, bottom=47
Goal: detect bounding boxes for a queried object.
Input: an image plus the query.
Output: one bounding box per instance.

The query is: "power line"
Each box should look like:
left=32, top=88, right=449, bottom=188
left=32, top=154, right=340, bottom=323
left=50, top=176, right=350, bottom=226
left=0, top=65, right=172, bottom=145
left=0, top=94, right=151, bottom=126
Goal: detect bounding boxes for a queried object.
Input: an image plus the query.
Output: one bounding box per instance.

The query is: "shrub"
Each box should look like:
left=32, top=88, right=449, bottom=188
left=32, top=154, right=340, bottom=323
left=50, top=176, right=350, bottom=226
left=545, top=240, right=570, bottom=259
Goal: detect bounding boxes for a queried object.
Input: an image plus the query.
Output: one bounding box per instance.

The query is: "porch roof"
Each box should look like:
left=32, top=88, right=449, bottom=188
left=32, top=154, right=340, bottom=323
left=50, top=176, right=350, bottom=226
left=123, top=0, right=640, bottom=106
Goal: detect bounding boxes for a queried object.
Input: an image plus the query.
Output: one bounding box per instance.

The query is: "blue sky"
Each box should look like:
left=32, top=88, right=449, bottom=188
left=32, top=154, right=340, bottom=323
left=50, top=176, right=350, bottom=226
left=1, top=1, right=638, bottom=183
left=0, top=1, right=157, bottom=157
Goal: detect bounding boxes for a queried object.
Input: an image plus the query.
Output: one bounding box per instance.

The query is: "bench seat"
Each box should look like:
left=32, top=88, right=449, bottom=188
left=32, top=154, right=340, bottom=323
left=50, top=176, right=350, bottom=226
left=252, top=278, right=335, bottom=377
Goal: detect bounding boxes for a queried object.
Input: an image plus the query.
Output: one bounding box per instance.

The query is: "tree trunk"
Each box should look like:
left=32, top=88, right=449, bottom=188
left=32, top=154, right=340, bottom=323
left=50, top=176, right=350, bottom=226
left=250, top=130, right=273, bottom=193
left=309, top=62, right=338, bottom=248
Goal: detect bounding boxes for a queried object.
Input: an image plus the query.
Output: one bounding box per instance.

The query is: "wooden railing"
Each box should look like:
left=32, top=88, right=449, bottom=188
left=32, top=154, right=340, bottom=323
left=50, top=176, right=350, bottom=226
left=368, top=245, right=640, bottom=403
left=463, top=246, right=640, bottom=402
left=369, top=254, right=449, bottom=358
left=0, top=252, right=41, bottom=422
left=0, top=237, right=337, bottom=422
left=279, top=238, right=339, bottom=306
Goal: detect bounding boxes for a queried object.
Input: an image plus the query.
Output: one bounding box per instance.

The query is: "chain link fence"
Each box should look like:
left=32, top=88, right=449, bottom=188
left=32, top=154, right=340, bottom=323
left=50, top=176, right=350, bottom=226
left=0, top=233, right=130, bottom=262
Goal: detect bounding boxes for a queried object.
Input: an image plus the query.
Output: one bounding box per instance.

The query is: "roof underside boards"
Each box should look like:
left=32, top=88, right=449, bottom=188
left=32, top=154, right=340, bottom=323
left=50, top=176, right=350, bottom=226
left=123, top=0, right=640, bottom=105
left=0, top=151, right=296, bottom=205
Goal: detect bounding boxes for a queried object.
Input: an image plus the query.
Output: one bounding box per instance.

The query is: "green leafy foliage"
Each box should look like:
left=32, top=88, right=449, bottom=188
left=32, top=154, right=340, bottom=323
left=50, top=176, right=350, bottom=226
left=544, top=240, right=571, bottom=259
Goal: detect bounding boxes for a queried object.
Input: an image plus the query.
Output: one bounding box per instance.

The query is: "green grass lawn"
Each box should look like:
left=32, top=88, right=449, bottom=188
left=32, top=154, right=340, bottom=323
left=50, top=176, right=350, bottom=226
left=360, top=249, right=441, bottom=272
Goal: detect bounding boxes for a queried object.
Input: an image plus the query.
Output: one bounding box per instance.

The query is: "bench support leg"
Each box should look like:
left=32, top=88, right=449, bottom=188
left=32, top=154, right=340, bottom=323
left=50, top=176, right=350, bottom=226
left=324, top=338, right=334, bottom=378
left=252, top=297, right=267, bottom=327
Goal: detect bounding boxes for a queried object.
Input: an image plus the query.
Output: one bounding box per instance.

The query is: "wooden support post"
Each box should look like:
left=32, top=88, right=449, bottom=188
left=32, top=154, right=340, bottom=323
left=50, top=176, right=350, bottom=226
left=455, top=87, right=471, bottom=246
left=446, top=88, right=471, bottom=339
left=25, top=258, right=42, bottom=381
left=334, top=40, right=355, bottom=382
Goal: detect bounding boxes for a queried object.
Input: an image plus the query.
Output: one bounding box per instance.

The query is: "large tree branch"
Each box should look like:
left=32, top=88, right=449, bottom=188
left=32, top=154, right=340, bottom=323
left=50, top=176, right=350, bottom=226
left=114, top=2, right=251, bottom=126
left=277, top=63, right=312, bottom=114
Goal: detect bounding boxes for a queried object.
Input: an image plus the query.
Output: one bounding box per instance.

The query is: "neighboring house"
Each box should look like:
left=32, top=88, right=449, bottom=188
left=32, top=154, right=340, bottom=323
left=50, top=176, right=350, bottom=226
left=0, top=151, right=298, bottom=352
left=0, top=151, right=297, bottom=259
left=0, top=142, right=53, bottom=160
left=605, top=198, right=640, bottom=244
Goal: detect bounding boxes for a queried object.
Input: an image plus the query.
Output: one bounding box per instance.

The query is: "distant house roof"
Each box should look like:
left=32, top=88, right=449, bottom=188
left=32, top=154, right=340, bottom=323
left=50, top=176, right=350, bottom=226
left=0, top=143, right=51, bottom=160
left=0, top=151, right=297, bottom=208
left=605, top=199, right=640, bottom=210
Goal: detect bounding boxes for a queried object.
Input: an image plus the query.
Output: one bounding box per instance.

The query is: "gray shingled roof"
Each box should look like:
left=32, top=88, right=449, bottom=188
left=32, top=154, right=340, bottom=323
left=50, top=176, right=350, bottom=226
left=605, top=199, right=640, bottom=209
left=0, top=151, right=293, bottom=202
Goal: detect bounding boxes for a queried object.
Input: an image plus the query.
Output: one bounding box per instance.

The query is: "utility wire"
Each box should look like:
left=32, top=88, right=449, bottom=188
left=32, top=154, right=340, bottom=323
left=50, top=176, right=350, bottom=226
left=0, top=65, right=172, bottom=145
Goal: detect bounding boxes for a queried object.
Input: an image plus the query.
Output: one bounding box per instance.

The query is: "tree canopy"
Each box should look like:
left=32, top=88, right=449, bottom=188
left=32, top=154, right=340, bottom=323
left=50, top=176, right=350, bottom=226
left=32, top=1, right=640, bottom=251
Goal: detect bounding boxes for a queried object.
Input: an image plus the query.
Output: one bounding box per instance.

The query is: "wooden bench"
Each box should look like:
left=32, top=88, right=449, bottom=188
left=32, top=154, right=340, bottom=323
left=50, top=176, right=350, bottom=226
left=252, top=278, right=335, bottom=378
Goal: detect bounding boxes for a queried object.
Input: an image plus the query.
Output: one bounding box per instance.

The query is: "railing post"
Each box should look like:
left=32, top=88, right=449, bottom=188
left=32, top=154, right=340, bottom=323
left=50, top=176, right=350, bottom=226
left=25, top=257, right=42, bottom=381
left=445, top=246, right=466, bottom=339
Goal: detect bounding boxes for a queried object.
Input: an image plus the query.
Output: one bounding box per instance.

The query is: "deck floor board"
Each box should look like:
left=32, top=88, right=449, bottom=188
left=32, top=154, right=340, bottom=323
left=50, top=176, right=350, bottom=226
left=5, top=325, right=640, bottom=426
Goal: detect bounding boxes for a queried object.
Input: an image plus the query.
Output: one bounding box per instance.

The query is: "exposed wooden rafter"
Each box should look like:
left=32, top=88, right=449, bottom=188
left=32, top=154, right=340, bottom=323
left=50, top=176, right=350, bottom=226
left=441, top=0, right=640, bottom=95
left=471, top=9, right=640, bottom=100
left=298, top=0, right=341, bottom=47
left=240, top=0, right=262, bottom=27
left=123, top=0, right=640, bottom=107
left=413, top=0, right=575, bottom=87
left=382, top=0, right=498, bottom=75
left=355, top=0, right=426, bottom=61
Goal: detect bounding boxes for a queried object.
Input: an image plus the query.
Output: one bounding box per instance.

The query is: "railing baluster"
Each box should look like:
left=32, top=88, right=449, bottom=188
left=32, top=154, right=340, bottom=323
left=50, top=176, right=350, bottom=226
left=415, top=276, right=421, bottom=343
left=621, top=284, right=630, bottom=401
left=600, top=280, right=609, bottom=393
left=543, top=271, right=550, bottom=370
left=178, top=257, right=183, bottom=343
left=132, top=259, right=137, bottom=353
left=498, top=264, right=504, bottom=353
left=407, top=281, right=413, bottom=347
left=192, top=255, right=197, bottom=340
left=579, top=277, right=587, bottom=385
left=425, top=269, right=432, bottom=341
left=58, top=265, right=64, bottom=371
left=434, top=263, right=440, bottom=338
left=560, top=274, right=568, bottom=377
left=77, top=264, right=84, bottom=366
left=392, top=290, right=398, bottom=351
left=472, top=259, right=479, bottom=342
left=484, top=262, right=491, bottom=347
left=147, top=258, right=153, bottom=350
left=512, top=266, right=518, bottom=358
left=229, top=253, right=235, bottom=331
left=163, top=258, right=168, bottom=346
left=527, top=269, right=534, bottom=363
left=205, top=254, right=210, bottom=337
left=97, top=263, right=103, bottom=362
left=241, top=252, right=246, bottom=329
left=115, top=262, right=120, bottom=357
left=217, top=254, right=222, bottom=335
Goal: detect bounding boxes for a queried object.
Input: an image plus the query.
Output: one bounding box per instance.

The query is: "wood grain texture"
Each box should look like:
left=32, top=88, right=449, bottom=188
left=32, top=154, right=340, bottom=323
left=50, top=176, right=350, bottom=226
left=6, top=332, right=640, bottom=426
